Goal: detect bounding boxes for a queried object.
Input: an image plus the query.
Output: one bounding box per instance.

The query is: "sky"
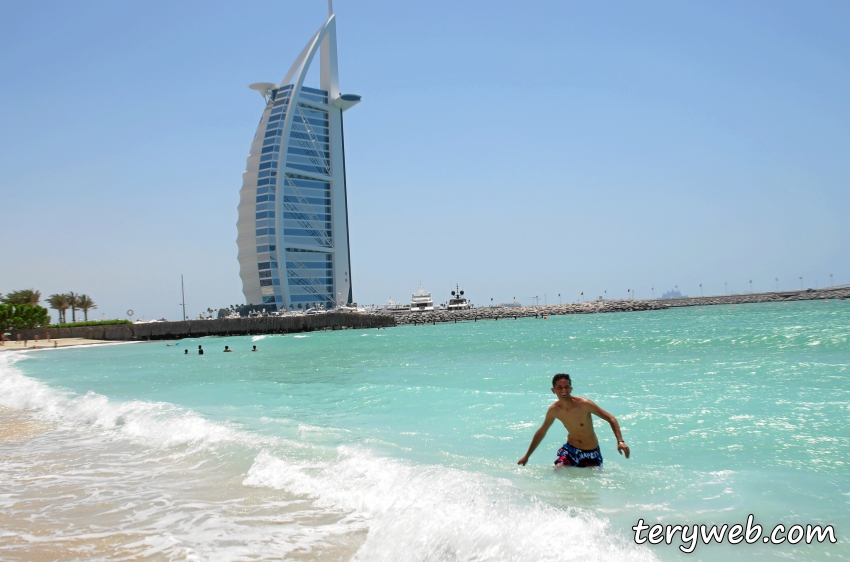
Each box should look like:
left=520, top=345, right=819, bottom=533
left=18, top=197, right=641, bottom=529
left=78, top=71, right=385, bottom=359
left=1, top=0, right=848, bottom=321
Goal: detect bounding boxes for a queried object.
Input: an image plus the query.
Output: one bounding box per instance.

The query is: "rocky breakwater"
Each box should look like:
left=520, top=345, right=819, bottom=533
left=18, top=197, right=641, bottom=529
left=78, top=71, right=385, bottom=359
left=655, top=285, right=849, bottom=308
left=392, top=285, right=849, bottom=326
left=393, top=300, right=667, bottom=325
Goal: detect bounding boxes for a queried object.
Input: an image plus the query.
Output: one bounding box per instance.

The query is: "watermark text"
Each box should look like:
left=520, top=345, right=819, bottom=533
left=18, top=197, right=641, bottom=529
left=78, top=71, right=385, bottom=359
left=633, top=515, right=836, bottom=553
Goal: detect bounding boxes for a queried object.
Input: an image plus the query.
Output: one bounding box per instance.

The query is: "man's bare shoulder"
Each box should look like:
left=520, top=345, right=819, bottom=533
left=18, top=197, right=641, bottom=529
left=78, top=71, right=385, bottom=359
left=571, top=395, right=598, bottom=410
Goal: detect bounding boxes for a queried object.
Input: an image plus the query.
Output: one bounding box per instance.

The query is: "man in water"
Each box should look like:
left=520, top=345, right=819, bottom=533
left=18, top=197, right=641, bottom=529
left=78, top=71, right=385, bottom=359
left=198, top=345, right=204, bottom=355
left=517, top=373, right=630, bottom=467
left=224, top=346, right=233, bottom=352
left=252, top=345, right=258, bottom=352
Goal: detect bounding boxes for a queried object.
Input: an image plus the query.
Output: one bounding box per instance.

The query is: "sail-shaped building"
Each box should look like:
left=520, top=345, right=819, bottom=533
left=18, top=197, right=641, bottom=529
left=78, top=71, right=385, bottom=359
left=236, top=4, right=360, bottom=311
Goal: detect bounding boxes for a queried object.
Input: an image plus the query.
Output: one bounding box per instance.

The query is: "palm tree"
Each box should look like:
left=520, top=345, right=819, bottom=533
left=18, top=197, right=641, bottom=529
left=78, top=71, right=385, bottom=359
left=47, top=293, right=70, bottom=324
left=67, top=291, right=80, bottom=323
left=2, top=289, right=41, bottom=305
left=77, top=294, right=97, bottom=321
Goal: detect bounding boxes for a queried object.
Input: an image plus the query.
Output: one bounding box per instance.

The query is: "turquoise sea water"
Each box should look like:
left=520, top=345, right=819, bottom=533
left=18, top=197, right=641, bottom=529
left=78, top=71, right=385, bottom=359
left=1, top=301, right=847, bottom=561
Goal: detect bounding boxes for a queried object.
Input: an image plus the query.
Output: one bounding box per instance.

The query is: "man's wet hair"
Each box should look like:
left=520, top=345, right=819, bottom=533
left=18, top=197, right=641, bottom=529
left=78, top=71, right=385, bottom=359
left=552, top=373, right=571, bottom=387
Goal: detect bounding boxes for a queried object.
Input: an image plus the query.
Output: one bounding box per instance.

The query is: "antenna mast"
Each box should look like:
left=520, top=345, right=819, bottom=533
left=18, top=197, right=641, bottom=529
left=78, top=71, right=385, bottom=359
left=181, top=274, right=187, bottom=321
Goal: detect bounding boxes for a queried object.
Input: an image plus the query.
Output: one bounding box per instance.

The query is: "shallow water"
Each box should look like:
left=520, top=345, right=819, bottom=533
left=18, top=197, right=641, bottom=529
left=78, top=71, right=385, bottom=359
left=1, top=300, right=847, bottom=561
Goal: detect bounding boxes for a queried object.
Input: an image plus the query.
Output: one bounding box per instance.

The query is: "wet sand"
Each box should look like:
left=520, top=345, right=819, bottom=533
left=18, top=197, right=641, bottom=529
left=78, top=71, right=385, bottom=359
left=0, top=405, right=51, bottom=444
left=0, top=338, right=113, bottom=352
left=0, top=405, right=366, bottom=561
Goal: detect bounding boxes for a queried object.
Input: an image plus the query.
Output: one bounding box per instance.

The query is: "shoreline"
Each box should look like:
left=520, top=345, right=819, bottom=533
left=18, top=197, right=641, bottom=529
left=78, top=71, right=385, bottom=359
left=0, top=338, right=133, bottom=353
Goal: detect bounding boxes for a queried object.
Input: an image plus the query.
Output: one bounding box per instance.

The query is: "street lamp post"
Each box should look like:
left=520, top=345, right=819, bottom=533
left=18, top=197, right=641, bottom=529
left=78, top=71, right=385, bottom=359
left=724, top=281, right=727, bottom=295
left=749, top=280, right=753, bottom=294
left=830, top=273, right=833, bottom=287
left=558, top=293, right=561, bottom=305
left=651, top=287, right=654, bottom=299
left=699, top=283, right=703, bottom=297
left=799, top=276, right=803, bottom=290
left=775, top=278, right=779, bottom=292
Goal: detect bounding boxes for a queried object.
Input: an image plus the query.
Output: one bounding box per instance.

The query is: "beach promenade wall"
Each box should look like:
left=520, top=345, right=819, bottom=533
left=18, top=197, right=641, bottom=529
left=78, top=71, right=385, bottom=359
left=11, top=313, right=396, bottom=342
left=393, top=286, right=850, bottom=326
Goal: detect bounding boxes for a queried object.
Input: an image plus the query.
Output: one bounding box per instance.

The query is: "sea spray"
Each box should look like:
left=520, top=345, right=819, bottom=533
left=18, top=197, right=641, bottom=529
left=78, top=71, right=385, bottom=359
left=244, top=449, right=655, bottom=562
left=0, top=354, right=279, bottom=453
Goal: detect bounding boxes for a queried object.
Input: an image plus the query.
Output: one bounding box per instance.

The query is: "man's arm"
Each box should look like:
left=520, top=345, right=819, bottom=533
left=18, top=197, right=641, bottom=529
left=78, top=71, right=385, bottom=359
left=588, top=401, right=630, bottom=458
left=517, top=407, right=557, bottom=465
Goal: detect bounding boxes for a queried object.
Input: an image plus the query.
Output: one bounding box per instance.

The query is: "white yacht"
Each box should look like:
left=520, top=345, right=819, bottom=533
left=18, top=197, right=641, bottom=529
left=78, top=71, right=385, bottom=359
left=446, top=285, right=472, bottom=311
left=380, top=297, right=411, bottom=314
left=410, top=284, right=434, bottom=312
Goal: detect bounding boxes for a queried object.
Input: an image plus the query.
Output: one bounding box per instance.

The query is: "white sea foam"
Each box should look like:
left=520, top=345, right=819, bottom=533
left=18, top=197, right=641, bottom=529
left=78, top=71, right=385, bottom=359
left=245, top=448, right=656, bottom=562
left=0, top=354, right=354, bottom=560
left=0, top=354, right=262, bottom=452
left=0, top=354, right=654, bottom=561
left=251, top=335, right=267, bottom=342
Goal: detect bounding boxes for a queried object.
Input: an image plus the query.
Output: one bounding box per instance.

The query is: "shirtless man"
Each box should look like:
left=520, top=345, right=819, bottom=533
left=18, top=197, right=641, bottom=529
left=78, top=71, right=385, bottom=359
left=517, top=373, right=630, bottom=467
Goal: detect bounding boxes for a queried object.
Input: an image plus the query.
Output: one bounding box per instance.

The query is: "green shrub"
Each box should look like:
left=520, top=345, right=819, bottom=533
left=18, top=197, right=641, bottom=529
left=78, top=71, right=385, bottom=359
left=0, top=303, right=52, bottom=330
left=49, top=319, right=132, bottom=328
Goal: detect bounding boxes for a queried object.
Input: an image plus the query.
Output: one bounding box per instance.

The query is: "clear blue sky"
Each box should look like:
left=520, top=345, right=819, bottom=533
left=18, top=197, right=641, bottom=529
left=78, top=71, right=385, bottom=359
left=2, top=1, right=848, bottom=320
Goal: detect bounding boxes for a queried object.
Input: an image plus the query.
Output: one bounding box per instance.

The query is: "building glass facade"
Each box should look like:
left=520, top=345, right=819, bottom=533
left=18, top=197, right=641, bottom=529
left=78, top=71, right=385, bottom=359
left=236, top=10, right=359, bottom=311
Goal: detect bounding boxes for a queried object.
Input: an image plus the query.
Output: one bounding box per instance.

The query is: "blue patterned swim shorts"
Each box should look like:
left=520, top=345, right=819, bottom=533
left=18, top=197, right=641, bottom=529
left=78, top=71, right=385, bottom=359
left=554, top=442, right=603, bottom=467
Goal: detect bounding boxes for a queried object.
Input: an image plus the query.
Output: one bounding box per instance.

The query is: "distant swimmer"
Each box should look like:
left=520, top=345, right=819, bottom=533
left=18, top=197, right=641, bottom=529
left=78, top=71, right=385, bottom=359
left=198, top=345, right=204, bottom=355
left=224, top=346, right=233, bottom=352
left=518, top=373, right=630, bottom=468
left=252, top=345, right=258, bottom=352
left=184, top=349, right=188, bottom=354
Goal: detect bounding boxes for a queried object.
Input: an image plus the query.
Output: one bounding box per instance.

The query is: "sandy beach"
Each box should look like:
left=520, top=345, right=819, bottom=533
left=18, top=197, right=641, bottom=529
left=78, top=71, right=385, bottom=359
left=0, top=337, right=112, bottom=352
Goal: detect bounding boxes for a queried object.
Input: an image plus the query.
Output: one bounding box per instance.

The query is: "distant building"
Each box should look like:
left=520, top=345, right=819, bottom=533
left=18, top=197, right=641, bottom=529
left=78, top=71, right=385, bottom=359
left=661, top=289, right=685, bottom=299
left=236, top=5, right=360, bottom=311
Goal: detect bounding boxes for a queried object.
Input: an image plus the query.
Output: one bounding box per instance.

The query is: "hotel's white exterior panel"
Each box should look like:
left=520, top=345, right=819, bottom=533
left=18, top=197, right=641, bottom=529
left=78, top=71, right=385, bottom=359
left=236, top=8, right=358, bottom=311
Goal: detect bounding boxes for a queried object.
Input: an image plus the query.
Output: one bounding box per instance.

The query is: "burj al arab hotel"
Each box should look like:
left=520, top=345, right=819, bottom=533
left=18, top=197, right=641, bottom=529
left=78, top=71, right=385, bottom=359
left=236, top=3, right=360, bottom=311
